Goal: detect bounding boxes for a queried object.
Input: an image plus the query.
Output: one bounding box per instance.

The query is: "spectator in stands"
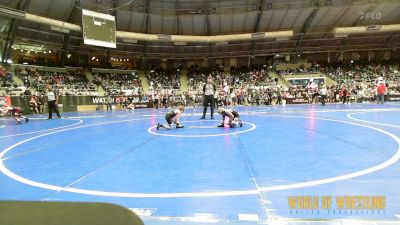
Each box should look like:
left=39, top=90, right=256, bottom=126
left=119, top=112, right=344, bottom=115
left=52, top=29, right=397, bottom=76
left=24, top=88, right=31, bottom=96
left=23, top=75, right=30, bottom=88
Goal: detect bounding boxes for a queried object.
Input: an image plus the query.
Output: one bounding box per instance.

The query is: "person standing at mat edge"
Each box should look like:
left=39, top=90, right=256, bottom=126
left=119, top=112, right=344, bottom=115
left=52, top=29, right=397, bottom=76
left=376, top=77, right=386, bottom=104
left=201, top=76, right=216, bottom=119
left=319, top=85, right=327, bottom=106
left=46, top=87, right=61, bottom=119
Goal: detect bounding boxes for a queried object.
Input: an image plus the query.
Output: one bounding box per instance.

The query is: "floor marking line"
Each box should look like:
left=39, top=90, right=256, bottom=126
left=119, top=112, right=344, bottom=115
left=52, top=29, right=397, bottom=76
left=42, top=137, right=156, bottom=199
left=185, top=126, right=218, bottom=129
left=148, top=120, right=256, bottom=138
left=280, top=108, right=400, bottom=113
left=0, top=115, right=399, bottom=198
left=2, top=147, right=46, bottom=161
left=2, top=131, right=95, bottom=161
left=236, top=132, right=271, bottom=221
left=347, top=111, right=400, bottom=128
left=253, top=114, right=400, bottom=192
left=238, top=214, right=260, bottom=222
left=66, top=116, right=106, bottom=119
left=0, top=119, right=83, bottom=139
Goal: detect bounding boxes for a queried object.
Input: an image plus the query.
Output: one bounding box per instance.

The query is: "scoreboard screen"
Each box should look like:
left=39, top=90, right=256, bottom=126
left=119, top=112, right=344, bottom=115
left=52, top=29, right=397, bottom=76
left=82, top=9, right=116, bottom=48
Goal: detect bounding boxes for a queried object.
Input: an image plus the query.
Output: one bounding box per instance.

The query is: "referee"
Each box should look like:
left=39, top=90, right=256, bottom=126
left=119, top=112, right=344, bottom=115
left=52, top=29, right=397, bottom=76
left=201, top=76, right=216, bottom=119
left=46, top=86, right=61, bottom=119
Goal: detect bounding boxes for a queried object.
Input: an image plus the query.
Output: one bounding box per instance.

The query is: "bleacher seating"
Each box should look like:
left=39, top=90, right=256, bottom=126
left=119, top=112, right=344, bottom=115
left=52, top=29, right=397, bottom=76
left=93, top=69, right=143, bottom=96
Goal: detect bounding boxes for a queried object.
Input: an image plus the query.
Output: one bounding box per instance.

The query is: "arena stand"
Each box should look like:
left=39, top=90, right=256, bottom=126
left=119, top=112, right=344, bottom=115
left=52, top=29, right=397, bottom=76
left=186, top=66, right=226, bottom=106
left=185, top=65, right=287, bottom=106
left=324, top=63, right=400, bottom=102
left=276, top=62, right=319, bottom=76
left=11, top=65, right=97, bottom=96
left=228, top=67, right=283, bottom=106
left=276, top=62, right=400, bottom=103
left=0, top=67, right=18, bottom=96
left=187, top=66, right=225, bottom=90
left=147, top=68, right=181, bottom=90
left=1, top=62, right=400, bottom=113
left=93, top=68, right=143, bottom=96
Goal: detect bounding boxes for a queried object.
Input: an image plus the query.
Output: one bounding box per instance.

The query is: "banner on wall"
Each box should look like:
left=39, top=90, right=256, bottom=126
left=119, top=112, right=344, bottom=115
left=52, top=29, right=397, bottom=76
left=0, top=96, right=11, bottom=110
left=91, top=96, right=152, bottom=108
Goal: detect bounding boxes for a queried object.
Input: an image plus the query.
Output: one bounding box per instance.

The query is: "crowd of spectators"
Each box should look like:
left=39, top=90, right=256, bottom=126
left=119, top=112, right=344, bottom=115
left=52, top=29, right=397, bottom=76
left=2, top=62, right=400, bottom=107
left=147, top=68, right=181, bottom=90
left=226, top=63, right=400, bottom=106
left=328, top=63, right=400, bottom=101
left=0, top=67, right=16, bottom=96
left=229, top=66, right=275, bottom=87
left=272, top=62, right=400, bottom=104
left=93, top=72, right=143, bottom=96
left=186, top=65, right=284, bottom=106
left=0, top=67, right=13, bottom=84
left=13, top=67, right=97, bottom=96
left=277, top=64, right=320, bottom=76
left=187, top=65, right=226, bottom=90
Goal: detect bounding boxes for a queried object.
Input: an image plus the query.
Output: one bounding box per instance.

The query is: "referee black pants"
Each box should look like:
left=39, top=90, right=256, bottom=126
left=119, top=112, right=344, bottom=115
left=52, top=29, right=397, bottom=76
left=48, top=101, right=61, bottom=119
left=202, top=95, right=215, bottom=118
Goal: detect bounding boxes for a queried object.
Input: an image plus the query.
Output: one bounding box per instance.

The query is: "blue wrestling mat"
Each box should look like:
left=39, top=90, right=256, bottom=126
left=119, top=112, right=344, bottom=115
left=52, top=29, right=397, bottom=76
left=1, top=103, right=400, bottom=225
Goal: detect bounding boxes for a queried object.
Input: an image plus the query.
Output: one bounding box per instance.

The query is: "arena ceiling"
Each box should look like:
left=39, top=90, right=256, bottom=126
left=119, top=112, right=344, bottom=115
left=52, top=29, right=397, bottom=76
left=0, top=0, right=400, bottom=59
